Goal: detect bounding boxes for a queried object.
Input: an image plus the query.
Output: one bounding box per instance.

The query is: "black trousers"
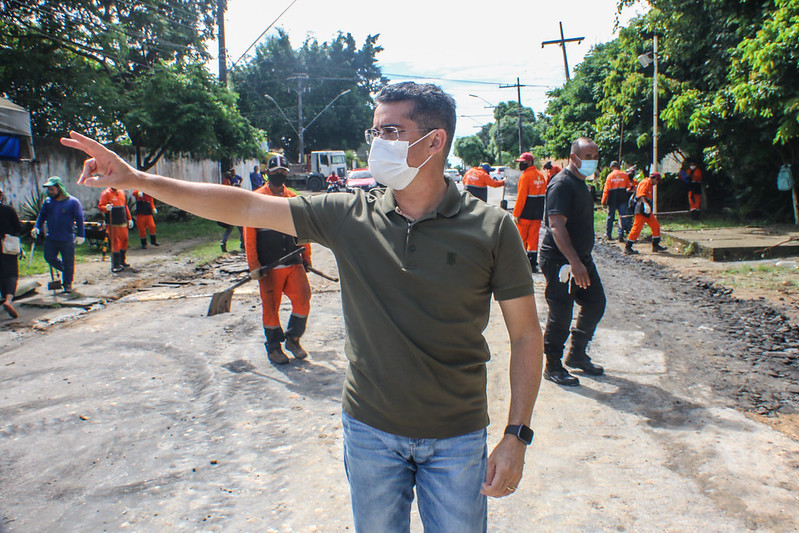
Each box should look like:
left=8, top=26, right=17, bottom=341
left=540, top=254, right=606, bottom=367
left=0, top=253, right=18, bottom=300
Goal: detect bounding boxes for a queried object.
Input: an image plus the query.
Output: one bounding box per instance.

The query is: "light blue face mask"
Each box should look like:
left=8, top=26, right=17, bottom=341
left=576, top=157, right=598, bottom=176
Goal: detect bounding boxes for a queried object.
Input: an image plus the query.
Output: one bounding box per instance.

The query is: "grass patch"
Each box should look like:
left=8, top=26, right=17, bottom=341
left=17, top=215, right=224, bottom=277
left=719, top=262, right=799, bottom=292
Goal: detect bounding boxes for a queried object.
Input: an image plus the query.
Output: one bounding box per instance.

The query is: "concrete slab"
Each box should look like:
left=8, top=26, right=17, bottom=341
left=20, top=294, right=104, bottom=309
left=663, top=224, right=799, bottom=261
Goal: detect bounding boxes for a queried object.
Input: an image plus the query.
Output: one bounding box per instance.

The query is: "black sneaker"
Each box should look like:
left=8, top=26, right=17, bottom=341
left=543, top=368, right=580, bottom=386
left=565, top=357, right=605, bottom=376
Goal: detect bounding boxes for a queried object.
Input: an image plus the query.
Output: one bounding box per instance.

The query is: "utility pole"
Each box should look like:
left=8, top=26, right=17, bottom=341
left=652, top=33, right=659, bottom=213
left=288, top=74, right=310, bottom=163
left=541, top=21, right=585, bottom=82
left=217, top=0, right=227, bottom=86
left=217, top=0, right=230, bottom=176
left=499, top=78, right=526, bottom=155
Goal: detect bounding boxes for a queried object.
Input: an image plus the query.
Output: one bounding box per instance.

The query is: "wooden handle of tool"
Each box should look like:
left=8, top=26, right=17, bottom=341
left=306, top=265, right=339, bottom=282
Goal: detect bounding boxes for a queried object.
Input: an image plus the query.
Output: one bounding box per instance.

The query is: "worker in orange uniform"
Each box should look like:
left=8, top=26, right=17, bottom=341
left=512, top=152, right=547, bottom=272
left=244, top=155, right=312, bottom=365
left=624, top=172, right=668, bottom=255
left=462, top=163, right=505, bottom=202
left=681, top=161, right=703, bottom=216
left=132, top=190, right=158, bottom=248
left=99, top=187, right=133, bottom=272
left=601, top=161, right=633, bottom=241
left=543, top=161, right=562, bottom=183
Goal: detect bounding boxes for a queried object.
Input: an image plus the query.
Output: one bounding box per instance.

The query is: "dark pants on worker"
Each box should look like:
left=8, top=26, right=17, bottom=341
left=606, top=201, right=631, bottom=239
left=44, top=238, right=75, bottom=289
left=540, top=254, right=606, bottom=368
left=0, top=253, right=18, bottom=300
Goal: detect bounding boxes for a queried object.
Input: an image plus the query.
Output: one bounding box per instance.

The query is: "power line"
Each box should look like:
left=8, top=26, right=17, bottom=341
left=384, top=72, right=554, bottom=89
left=230, top=0, right=300, bottom=70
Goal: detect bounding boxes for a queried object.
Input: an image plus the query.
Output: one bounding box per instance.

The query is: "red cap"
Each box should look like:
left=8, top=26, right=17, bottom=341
left=650, top=172, right=662, bottom=180
left=515, top=152, right=535, bottom=163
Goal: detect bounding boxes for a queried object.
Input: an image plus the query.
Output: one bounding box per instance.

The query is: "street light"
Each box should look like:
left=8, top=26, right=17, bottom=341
left=263, top=88, right=351, bottom=163
left=468, top=94, right=501, bottom=166
left=638, top=33, right=659, bottom=213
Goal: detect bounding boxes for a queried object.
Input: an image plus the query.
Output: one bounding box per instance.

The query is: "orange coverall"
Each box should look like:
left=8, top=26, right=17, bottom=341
left=132, top=190, right=157, bottom=240
left=98, top=188, right=130, bottom=253
left=243, top=185, right=311, bottom=331
left=545, top=164, right=562, bottom=183
left=628, top=178, right=660, bottom=242
left=513, top=166, right=547, bottom=252
left=688, top=167, right=703, bottom=211
left=463, top=167, right=505, bottom=202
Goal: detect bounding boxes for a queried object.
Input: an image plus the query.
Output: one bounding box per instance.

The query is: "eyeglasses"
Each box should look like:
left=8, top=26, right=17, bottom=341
left=364, top=126, right=437, bottom=145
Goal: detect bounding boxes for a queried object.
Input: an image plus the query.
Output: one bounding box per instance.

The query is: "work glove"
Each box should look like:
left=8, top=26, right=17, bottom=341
left=558, top=264, right=572, bottom=284
left=513, top=216, right=519, bottom=224
left=153, top=208, right=157, bottom=215
left=127, top=220, right=134, bottom=229
left=105, top=203, right=113, bottom=212
left=31, top=227, right=39, bottom=238
left=643, top=202, right=651, bottom=215
left=75, top=236, right=85, bottom=245
left=249, top=267, right=263, bottom=280
left=137, top=191, right=144, bottom=198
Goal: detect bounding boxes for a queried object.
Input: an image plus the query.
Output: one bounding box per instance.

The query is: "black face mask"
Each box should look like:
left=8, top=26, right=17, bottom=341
left=268, top=174, right=286, bottom=187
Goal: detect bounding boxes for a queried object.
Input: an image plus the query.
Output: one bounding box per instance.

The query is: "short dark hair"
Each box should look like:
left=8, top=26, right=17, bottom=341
left=570, top=137, right=596, bottom=156
left=375, top=82, right=457, bottom=157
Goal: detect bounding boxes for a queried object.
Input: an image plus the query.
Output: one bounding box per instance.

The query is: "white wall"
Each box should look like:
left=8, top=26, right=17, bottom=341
left=0, top=137, right=257, bottom=217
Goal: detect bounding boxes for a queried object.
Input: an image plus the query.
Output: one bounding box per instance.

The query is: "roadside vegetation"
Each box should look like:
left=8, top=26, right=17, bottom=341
left=18, top=216, right=223, bottom=278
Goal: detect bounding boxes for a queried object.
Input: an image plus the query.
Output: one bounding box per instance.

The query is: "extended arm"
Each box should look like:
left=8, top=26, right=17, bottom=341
left=60, top=132, right=296, bottom=236
left=481, top=294, right=543, bottom=497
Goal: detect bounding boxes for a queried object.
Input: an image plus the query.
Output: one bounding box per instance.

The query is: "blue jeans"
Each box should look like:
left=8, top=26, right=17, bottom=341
left=605, top=201, right=631, bottom=238
left=44, top=238, right=75, bottom=288
left=342, top=412, right=487, bottom=533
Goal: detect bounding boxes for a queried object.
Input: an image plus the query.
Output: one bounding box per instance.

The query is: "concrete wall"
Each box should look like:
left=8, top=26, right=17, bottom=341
left=0, top=137, right=258, bottom=218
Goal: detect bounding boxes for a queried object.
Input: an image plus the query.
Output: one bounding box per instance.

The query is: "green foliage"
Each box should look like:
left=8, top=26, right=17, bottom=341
left=544, top=0, right=798, bottom=221
left=19, top=190, right=45, bottom=221
left=453, top=136, right=490, bottom=167
left=0, top=0, right=259, bottom=169
left=230, top=30, right=385, bottom=160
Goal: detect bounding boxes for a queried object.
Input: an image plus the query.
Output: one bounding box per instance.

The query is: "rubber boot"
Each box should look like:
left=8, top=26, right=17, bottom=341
left=140, top=238, right=147, bottom=249
left=652, top=237, right=668, bottom=252
left=150, top=234, right=159, bottom=247
left=285, top=315, right=309, bottom=359
left=111, top=252, right=124, bottom=273
left=120, top=249, right=131, bottom=267
left=527, top=251, right=539, bottom=273
left=264, top=326, right=289, bottom=364
left=624, top=240, right=639, bottom=255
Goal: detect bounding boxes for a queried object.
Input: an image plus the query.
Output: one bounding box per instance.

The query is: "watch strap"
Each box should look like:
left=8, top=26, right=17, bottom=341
left=504, top=424, right=534, bottom=445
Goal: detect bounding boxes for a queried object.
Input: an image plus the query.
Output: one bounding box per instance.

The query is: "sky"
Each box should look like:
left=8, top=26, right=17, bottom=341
left=211, top=0, right=646, bottom=160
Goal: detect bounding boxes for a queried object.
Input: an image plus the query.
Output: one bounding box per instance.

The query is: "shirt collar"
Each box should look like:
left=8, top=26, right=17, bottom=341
left=378, top=178, right=462, bottom=220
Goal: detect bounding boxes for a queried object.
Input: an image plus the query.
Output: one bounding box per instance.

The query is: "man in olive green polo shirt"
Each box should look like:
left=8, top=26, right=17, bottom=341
left=61, top=81, right=544, bottom=533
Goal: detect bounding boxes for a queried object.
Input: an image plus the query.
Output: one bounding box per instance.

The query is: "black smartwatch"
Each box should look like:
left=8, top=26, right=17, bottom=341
left=504, top=424, right=534, bottom=445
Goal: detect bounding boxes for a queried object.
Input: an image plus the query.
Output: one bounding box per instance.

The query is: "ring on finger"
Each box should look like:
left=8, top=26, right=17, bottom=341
left=506, top=486, right=516, bottom=492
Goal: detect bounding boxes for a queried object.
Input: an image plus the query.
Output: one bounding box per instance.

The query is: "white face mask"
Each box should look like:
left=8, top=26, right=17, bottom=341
left=368, top=130, right=435, bottom=190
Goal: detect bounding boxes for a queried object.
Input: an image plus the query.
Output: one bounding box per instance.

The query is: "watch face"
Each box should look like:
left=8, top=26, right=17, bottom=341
left=506, top=424, right=534, bottom=445
left=518, top=425, right=534, bottom=445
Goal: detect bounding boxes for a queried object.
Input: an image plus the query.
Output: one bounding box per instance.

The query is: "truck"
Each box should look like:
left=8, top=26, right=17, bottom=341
left=284, top=150, right=348, bottom=192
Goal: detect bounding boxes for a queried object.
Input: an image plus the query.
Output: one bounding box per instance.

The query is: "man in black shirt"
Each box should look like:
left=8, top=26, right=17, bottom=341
left=539, top=137, right=606, bottom=386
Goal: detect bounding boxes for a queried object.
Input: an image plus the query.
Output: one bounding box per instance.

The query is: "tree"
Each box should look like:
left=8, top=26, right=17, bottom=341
left=0, top=0, right=260, bottom=169
left=454, top=136, right=490, bottom=168
left=230, top=30, right=386, bottom=161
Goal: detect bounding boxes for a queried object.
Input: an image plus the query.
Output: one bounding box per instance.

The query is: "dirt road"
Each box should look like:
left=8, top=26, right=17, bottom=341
left=1, top=237, right=798, bottom=532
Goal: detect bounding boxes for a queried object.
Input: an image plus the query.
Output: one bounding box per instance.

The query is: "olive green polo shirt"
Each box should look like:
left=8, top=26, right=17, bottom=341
left=288, top=179, right=533, bottom=439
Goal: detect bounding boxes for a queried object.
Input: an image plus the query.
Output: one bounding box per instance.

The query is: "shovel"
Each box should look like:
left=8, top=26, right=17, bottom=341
left=207, top=248, right=303, bottom=317
left=48, top=266, right=63, bottom=292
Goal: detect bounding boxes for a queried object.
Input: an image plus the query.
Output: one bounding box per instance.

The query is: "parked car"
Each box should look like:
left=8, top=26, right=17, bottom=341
left=444, top=168, right=462, bottom=182
left=346, top=169, right=379, bottom=192
left=489, top=166, right=509, bottom=180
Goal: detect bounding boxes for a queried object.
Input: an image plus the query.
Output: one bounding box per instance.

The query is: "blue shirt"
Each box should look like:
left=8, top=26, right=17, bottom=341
left=250, top=171, right=265, bottom=190
left=35, top=196, right=85, bottom=242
